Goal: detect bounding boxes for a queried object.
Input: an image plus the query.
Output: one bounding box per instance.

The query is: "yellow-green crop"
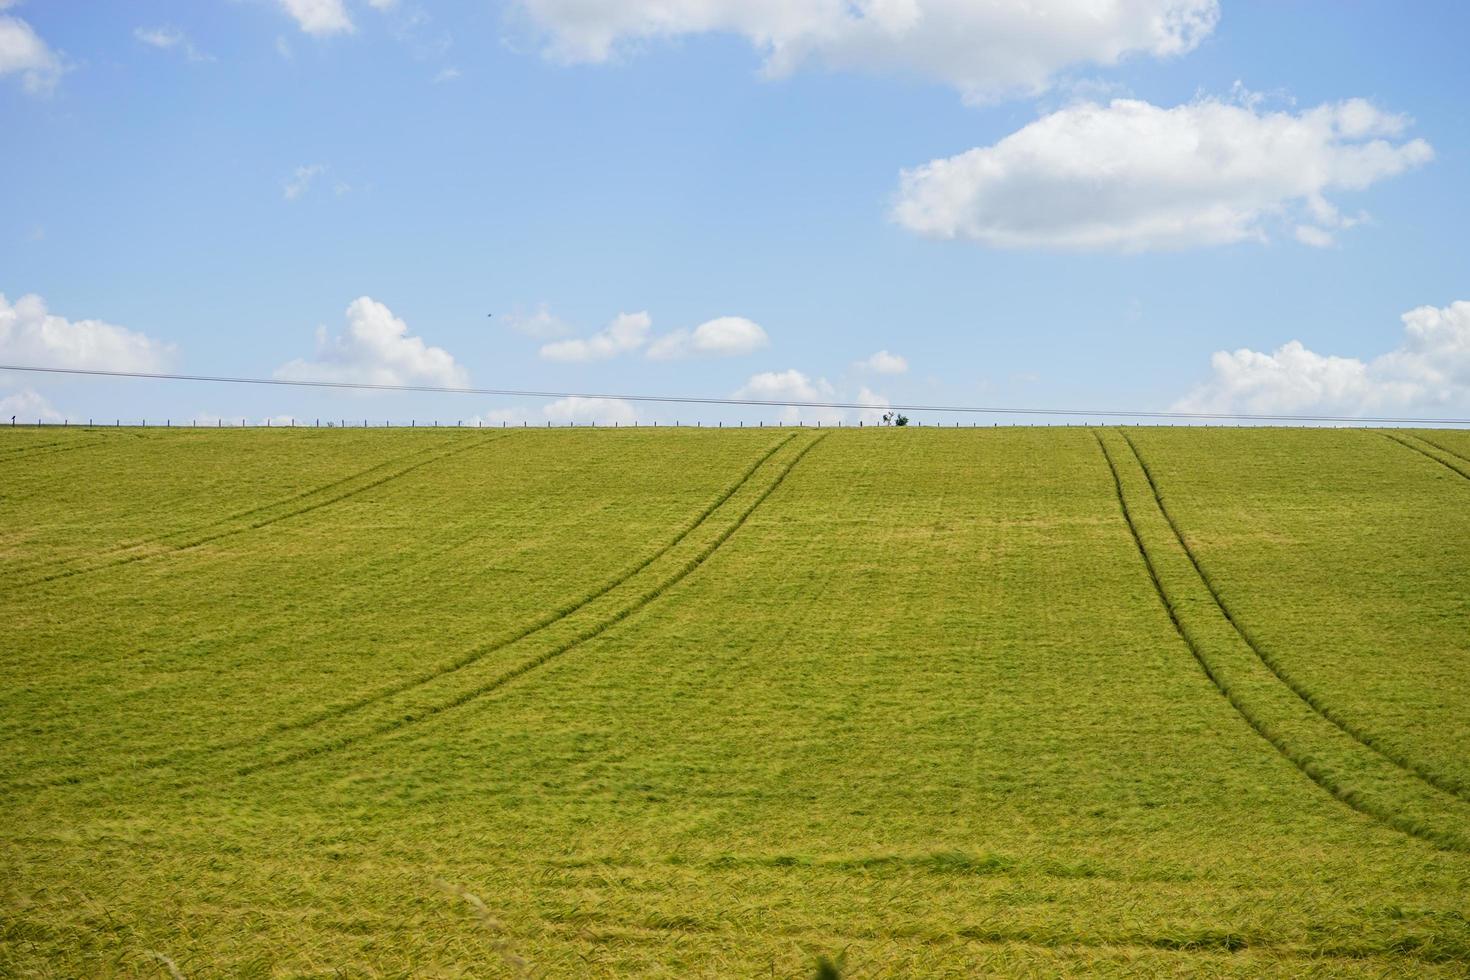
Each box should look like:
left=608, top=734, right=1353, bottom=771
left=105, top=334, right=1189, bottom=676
left=2, top=425, right=1467, bottom=976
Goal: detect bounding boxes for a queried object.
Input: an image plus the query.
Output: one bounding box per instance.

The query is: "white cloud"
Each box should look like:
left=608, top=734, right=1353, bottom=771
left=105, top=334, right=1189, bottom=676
left=0, top=292, right=174, bottom=371
left=134, top=25, right=213, bottom=62
left=283, top=163, right=328, bottom=200
left=502, top=304, right=572, bottom=339
left=540, top=311, right=652, bottom=362
left=854, top=385, right=891, bottom=424
left=514, top=0, right=1217, bottom=104
left=367, top=0, right=398, bottom=8
left=0, top=387, right=62, bottom=423
left=433, top=66, right=461, bottom=83
left=543, top=396, right=638, bottom=424
left=893, top=96, right=1433, bottom=252
left=1293, top=224, right=1335, bottom=249
left=646, top=316, right=768, bottom=360
left=0, top=13, right=62, bottom=93
left=736, top=369, right=842, bottom=424
left=471, top=398, right=643, bottom=427
left=857, top=349, right=908, bottom=374
left=279, top=0, right=353, bottom=36
left=1174, top=301, right=1470, bottom=417
left=274, top=296, right=468, bottom=387
left=734, top=369, right=897, bottom=424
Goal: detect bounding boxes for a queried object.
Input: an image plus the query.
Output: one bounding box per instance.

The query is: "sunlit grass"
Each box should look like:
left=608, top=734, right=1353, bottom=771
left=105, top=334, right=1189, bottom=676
left=2, top=426, right=1467, bottom=976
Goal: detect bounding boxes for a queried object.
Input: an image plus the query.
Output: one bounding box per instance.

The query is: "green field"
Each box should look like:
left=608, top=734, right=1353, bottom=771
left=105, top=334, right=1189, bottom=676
left=2, top=425, right=1468, bottom=976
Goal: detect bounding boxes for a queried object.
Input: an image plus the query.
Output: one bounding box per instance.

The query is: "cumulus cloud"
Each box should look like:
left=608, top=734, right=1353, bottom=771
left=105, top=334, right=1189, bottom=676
left=0, top=13, right=63, bottom=93
left=279, top=0, right=353, bottom=36
left=646, top=316, right=768, bottom=360
left=540, top=311, right=652, bottom=362
left=854, top=385, right=891, bottom=424
left=274, top=296, right=468, bottom=387
left=514, top=0, right=1217, bottom=103
left=0, top=387, right=62, bottom=423
left=473, top=397, right=642, bottom=425
left=134, top=25, right=213, bottom=62
left=543, top=396, right=638, bottom=424
left=735, top=369, right=843, bottom=424
left=0, top=292, right=174, bottom=371
left=893, top=95, right=1433, bottom=252
left=1174, top=301, right=1470, bottom=417
left=501, top=304, right=572, bottom=340
left=857, top=349, right=908, bottom=374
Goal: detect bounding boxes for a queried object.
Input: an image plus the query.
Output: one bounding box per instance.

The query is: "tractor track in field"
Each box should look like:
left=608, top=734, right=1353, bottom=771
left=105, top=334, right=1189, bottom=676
left=1378, top=431, right=1470, bottom=482
left=6, top=438, right=461, bottom=581
left=1094, top=430, right=1470, bottom=853
left=229, top=431, right=827, bottom=779
left=1120, top=431, right=1470, bottom=804
left=0, top=437, right=68, bottom=457
left=1414, top=432, right=1470, bottom=467
left=16, top=434, right=507, bottom=589
left=0, top=437, right=109, bottom=465
left=14, top=433, right=799, bottom=791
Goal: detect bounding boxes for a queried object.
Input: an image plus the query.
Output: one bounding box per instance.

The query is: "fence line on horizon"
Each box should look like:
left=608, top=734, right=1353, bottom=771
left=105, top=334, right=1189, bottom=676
left=4, top=417, right=1457, bottom=430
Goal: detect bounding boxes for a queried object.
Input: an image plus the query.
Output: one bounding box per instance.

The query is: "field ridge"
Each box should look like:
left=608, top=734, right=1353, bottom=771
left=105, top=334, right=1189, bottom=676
left=1095, top=429, right=1470, bottom=852
left=1121, top=431, right=1470, bottom=803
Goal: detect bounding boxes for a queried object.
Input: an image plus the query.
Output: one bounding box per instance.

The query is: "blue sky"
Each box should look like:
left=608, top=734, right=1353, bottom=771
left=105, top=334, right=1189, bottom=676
left=1, top=0, right=1467, bottom=425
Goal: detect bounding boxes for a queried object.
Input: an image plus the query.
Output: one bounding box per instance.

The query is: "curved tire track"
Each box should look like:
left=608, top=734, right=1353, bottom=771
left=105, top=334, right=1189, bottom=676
left=18, top=434, right=507, bottom=589
left=1120, top=430, right=1470, bottom=803
left=8, top=438, right=461, bottom=582
left=1094, top=429, right=1470, bottom=853
left=1413, top=432, right=1470, bottom=468
left=1378, top=431, right=1470, bottom=482
left=0, top=437, right=108, bottom=465
left=231, top=432, right=828, bottom=778
left=15, top=433, right=796, bottom=791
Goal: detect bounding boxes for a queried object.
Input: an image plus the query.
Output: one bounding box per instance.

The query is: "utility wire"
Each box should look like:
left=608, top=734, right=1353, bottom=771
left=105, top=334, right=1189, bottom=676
left=1, top=363, right=1467, bottom=426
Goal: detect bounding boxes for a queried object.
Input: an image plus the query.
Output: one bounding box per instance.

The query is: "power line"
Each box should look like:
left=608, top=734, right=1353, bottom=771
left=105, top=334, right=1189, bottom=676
left=1, top=362, right=1467, bottom=426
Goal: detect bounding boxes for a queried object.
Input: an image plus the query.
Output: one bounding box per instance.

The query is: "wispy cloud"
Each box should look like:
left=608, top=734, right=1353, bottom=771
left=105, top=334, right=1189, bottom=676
left=134, top=25, right=214, bottom=63
left=283, top=163, right=328, bottom=201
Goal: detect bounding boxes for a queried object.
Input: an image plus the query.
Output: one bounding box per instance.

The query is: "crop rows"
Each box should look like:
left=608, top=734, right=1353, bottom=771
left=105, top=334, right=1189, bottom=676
left=3, top=426, right=1467, bottom=976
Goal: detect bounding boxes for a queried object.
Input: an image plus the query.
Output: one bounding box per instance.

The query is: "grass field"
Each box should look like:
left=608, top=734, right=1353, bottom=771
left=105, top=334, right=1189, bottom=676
left=2, top=425, right=1468, bottom=977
